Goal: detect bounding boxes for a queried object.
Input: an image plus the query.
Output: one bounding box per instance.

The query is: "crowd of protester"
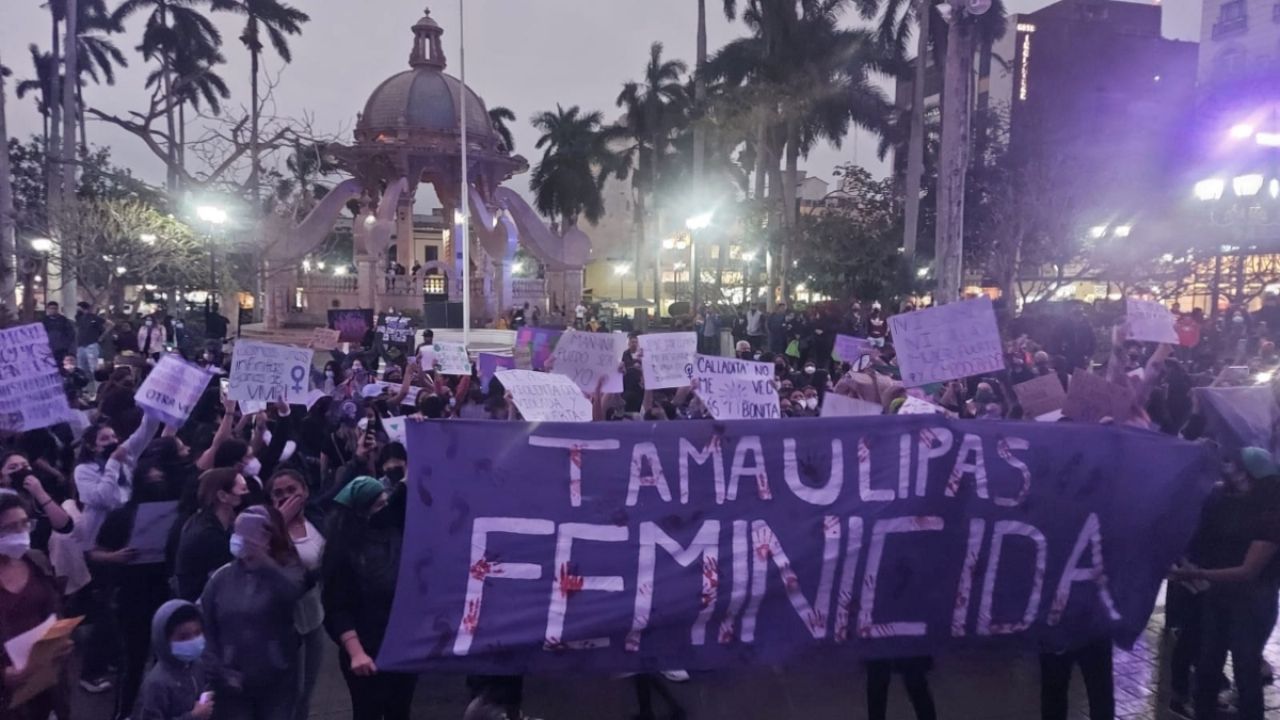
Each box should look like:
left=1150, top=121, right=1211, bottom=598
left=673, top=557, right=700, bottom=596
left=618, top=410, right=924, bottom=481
left=1, top=292, right=1279, bottom=720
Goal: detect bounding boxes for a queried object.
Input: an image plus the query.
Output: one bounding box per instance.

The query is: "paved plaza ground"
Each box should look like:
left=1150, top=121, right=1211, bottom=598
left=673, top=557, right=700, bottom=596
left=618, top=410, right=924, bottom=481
left=70, top=596, right=1280, bottom=720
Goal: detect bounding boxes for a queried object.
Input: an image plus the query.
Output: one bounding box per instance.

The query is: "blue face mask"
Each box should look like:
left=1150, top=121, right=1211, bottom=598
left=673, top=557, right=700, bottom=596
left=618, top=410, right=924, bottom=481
left=229, top=534, right=247, bottom=559
left=170, top=635, right=205, bottom=663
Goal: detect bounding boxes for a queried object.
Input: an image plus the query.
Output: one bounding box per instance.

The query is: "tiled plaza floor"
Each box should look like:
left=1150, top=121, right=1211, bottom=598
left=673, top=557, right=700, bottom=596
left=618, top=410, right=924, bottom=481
left=71, top=597, right=1280, bottom=719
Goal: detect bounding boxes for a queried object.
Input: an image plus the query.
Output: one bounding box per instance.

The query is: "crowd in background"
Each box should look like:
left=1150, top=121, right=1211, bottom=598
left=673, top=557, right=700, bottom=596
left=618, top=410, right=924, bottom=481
left=1, top=291, right=1279, bottom=720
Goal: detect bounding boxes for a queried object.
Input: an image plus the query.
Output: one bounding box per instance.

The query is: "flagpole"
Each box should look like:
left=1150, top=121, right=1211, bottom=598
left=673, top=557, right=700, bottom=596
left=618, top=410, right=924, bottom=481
left=459, top=0, right=471, bottom=347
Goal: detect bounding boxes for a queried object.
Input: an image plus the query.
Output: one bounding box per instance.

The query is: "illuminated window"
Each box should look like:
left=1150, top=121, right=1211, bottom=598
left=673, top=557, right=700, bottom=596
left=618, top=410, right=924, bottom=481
left=1016, top=22, right=1036, bottom=32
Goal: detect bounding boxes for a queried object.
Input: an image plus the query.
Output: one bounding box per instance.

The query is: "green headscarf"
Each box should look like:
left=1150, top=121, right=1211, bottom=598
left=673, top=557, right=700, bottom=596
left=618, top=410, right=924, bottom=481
left=333, top=476, right=384, bottom=511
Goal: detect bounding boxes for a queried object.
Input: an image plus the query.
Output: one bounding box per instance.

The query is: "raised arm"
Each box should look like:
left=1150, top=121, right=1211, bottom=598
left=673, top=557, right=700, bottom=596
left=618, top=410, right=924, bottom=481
left=197, top=399, right=237, bottom=471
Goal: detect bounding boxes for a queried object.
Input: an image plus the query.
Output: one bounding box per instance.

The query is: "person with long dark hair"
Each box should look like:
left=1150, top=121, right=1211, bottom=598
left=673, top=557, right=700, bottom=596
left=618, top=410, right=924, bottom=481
left=200, top=506, right=306, bottom=720
left=73, top=416, right=160, bottom=553
left=0, top=452, right=71, bottom=553
left=173, top=469, right=247, bottom=601
left=321, top=476, right=414, bottom=720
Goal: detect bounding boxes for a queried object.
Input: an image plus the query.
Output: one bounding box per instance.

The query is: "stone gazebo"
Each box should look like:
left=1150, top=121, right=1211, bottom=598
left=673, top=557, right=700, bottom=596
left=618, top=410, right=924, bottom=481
left=261, top=6, right=592, bottom=328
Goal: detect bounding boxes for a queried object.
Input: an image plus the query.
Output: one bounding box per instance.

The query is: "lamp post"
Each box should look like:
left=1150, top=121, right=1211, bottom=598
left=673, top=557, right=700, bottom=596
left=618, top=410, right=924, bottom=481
left=27, top=238, right=53, bottom=318
left=613, top=262, right=631, bottom=301
left=197, top=205, right=228, bottom=315
left=685, top=212, right=712, bottom=316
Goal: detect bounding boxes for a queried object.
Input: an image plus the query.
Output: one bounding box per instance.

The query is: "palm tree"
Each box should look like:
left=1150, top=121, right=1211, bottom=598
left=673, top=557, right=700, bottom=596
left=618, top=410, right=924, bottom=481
left=211, top=0, right=311, bottom=204
left=16, top=46, right=57, bottom=143
left=616, top=42, right=688, bottom=307
left=71, top=4, right=128, bottom=149
left=113, top=0, right=223, bottom=191
left=145, top=49, right=229, bottom=170
left=488, top=106, right=516, bottom=152
left=528, top=104, right=624, bottom=230
left=1, top=56, right=16, bottom=302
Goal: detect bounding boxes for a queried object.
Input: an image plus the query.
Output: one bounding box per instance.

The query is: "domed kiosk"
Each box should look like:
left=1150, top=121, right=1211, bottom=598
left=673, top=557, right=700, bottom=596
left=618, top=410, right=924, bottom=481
left=260, top=6, right=591, bottom=329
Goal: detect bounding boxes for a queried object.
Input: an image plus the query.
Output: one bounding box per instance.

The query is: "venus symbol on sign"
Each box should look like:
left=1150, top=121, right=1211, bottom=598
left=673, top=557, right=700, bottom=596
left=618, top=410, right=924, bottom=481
left=290, top=365, right=306, bottom=394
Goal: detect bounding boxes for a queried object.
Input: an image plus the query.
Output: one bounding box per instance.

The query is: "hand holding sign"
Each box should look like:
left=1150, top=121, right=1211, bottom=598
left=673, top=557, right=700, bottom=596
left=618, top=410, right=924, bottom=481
left=228, top=340, right=314, bottom=404
left=638, top=332, right=696, bottom=389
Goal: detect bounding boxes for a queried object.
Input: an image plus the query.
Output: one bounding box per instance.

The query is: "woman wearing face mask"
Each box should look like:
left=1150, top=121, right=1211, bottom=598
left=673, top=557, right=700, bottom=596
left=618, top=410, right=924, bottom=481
left=265, top=470, right=327, bottom=720
left=200, top=506, right=306, bottom=720
left=137, top=317, right=166, bottom=360
left=322, top=476, right=414, bottom=720
left=74, top=416, right=161, bottom=560
left=91, top=445, right=185, bottom=720
left=377, top=444, right=407, bottom=491
left=0, top=452, right=72, bottom=553
left=0, top=492, right=74, bottom=720
left=174, top=469, right=248, bottom=601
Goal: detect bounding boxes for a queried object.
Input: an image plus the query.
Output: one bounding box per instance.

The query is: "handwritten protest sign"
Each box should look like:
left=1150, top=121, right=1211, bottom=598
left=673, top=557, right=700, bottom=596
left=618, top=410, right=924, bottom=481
left=821, top=392, right=883, bottom=417
left=693, top=354, right=779, bottom=420
left=380, top=417, right=1213, bottom=673
left=638, top=332, right=696, bottom=389
left=495, top=369, right=592, bottom=422
left=1014, top=373, right=1067, bottom=419
left=327, top=309, right=373, bottom=344
left=1125, top=298, right=1179, bottom=344
left=228, top=340, right=314, bottom=403
left=1063, top=370, right=1134, bottom=423
left=311, top=327, right=341, bottom=351
left=432, top=341, right=472, bottom=376
left=477, top=353, right=515, bottom=391
left=384, top=416, right=408, bottom=445
left=514, top=327, right=561, bottom=371
left=551, top=330, right=626, bottom=393
left=888, top=297, right=1004, bottom=387
left=135, top=355, right=212, bottom=425
left=832, top=334, right=872, bottom=363
left=0, top=324, right=70, bottom=432
left=127, top=501, right=179, bottom=565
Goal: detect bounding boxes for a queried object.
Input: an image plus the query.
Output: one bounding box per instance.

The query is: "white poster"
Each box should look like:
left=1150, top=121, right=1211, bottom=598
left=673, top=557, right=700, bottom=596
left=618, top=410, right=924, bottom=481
left=888, top=297, right=1005, bottom=387
left=550, top=330, right=626, bottom=393
left=433, top=341, right=472, bottom=376
left=0, top=324, right=70, bottom=432
left=692, top=354, right=780, bottom=420
left=1125, top=298, right=1179, bottom=344
left=136, top=355, right=212, bottom=425
left=496, top=369, right=592, bottom=422
left=821, top=393, right=883, bottom=418
left=228, top=340, right=314, bottom=403
left=898, top=396, right=947, bottom=415
left=638, top=332, right=696, bottom=390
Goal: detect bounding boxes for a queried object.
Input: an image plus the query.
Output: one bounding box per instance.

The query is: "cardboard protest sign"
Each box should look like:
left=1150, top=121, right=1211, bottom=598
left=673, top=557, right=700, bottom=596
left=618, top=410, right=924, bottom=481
left=378, top=314, right=416, bottom=350
left=821, top=392, right=883, bottom=417
left=379, top=416, right=1213, bottom=674
left=550, top=330, right=626, bottom=393
left=6, top=615, right=81, bottom=708
left=328, top=309, right=374, bottom=344
left=1125, top=299, right=1178, bottom=345
left=638, top=332, right=696, bottom=390
left=1063, top=370, right=1134, bottom=423
left=888, top=297, right=1005, bottom=387
left=126, top=501, right=179, bottom=565
left=433, top=341, right=472, bottom=376
left=514, top=327, right=561, bottom=371
left=495, top=369, right=592, bottom=422
left=135, top=355, right=212, bottom=425
left=477, top=353, right=515, bottom=391
left=227, top=340, right=314, bottom=403
left=1014, top=373, right=1067, bottom=419
left=832, top=334, right=872, bottom=363
left=311, top=327, right=341, bottom=351
left=384, top=416, right=408, bottom=445
left=692, top=354, right=780, bottom=420
left=0, top=324, right=71, bottom=432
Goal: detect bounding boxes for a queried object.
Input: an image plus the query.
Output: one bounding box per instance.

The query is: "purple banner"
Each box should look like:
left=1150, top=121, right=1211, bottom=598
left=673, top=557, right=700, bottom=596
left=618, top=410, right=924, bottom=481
left=477, top=352, right=516, bottom=392
left=380, top=417, right=1212, bottom=674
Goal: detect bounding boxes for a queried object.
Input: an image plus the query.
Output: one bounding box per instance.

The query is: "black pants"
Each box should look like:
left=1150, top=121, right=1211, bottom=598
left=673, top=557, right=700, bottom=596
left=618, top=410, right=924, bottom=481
left=79, top=581, right=119, bottom=681
left=866, top=657, right=937, bottom=720
left=633, top=675, right=683, bottom=720
left=1039, top=639, right=1114, bottom=720
left=1194, top=587, right=1278, bottom=720
left=339, top=652, right=417, bottom=720
left=466, top=675, right=523, bottom=717
left=114, top=580, right=170, bottom=719
left=1169, top=587, right=1204, bottom=698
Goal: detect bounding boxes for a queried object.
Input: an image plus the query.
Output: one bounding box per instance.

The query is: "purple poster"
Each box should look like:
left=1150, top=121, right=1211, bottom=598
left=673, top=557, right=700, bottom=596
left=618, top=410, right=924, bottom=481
left=515, top=327, right=562, bottom=371
left=477, top=352, right=516, bottom=392
left=379, top=417, right=1212, bottom=674
left=327, top=309, right=374, bottom=344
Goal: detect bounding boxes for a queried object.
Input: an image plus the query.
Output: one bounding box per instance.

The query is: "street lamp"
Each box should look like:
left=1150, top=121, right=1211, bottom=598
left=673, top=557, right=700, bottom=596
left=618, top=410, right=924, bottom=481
left=613, top=262, right=631, bottom=300
left=197, top=205, right=228, bottom=225
left=1193, top=171, right=1280, bottom=314
left=196, top=205, right=228, bottom=315
left=684, top=211, right=713, bottom=314
left=30, top=238, right=53, bottom=253
left=140, top=233, right=157, bottom=244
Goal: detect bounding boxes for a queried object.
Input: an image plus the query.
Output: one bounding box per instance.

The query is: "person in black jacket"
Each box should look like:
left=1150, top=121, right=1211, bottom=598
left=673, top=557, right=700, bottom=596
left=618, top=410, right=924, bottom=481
left=173, top=468, right=246, bottom=601
left=41, top=301, right=76, bottom=361
left=321, top=475, right=412, bottom=720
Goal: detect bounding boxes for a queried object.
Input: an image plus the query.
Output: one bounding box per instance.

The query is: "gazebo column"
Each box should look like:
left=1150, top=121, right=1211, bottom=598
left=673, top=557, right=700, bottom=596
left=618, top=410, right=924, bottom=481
left=395, top=196, right=415, bottom=269
left=353, top=205, right=379, bottom=312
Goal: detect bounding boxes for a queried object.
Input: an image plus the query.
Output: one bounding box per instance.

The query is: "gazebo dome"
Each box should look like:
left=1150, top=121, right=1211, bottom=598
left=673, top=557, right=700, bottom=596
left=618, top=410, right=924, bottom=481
left=353, top=7, right=499, bottom=147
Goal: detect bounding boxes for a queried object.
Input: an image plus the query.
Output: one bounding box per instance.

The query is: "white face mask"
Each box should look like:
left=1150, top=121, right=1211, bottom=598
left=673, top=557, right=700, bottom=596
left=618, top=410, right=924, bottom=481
left=804, top=366, right=816, bottom=375
left=242, top=458, right=263, bottom=478
left=804, top=398, right=819, bottom=410
left=0, top=532, right=31, bottom=559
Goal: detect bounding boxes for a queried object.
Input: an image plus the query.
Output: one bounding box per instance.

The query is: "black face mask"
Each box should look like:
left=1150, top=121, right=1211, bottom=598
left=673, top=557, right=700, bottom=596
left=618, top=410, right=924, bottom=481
left=368, top=504, right=396, bottom=530
left=101, top=442, right=120, bottom=457
left=384, top=466, right=406, bottom=483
